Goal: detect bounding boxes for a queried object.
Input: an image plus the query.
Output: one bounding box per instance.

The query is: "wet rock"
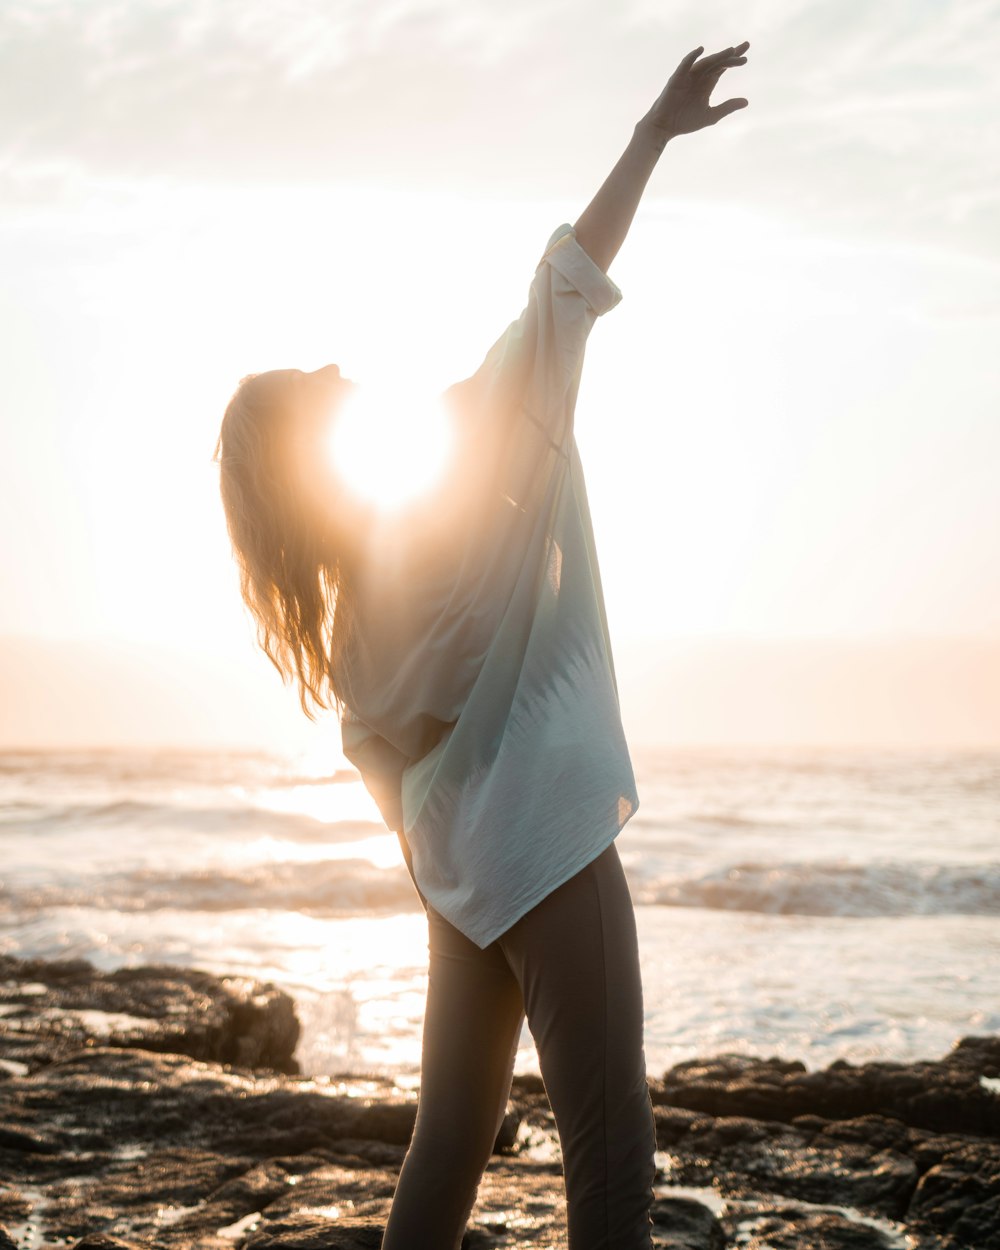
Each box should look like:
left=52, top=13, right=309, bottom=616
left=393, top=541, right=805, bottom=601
left=3, top=951, right=997, bottom=1248
left=349, top=1100, right=417, bottom=1145
left=0, top=1124, right=61, bottom=1154
left=52, top=1146, right=258, bottom=1230
left=178, top=1155, right=333, bottom=1227
left=244, top=1216, right=385, bottom=1248
left=511, top=1071, right=547, bottom=1096
left=462, top=1229, right=510, bottom=1249
left=653, top=1104, right=712, bottom=1147
left=0, top=953, right=300, bottom=1075
left=650, top=1194, right=726, bottom=1248
left=0, top=1190, right=31, bottom=1222
left=725, top=1204, right=902, bottom=1249
left=907, top=1138, right=1000, bottom=1250
left=2, top=1045, right=420, bottom=1163
left=653, top=1035, right=1000, bottom=1138
left=494, top=1106, right=522, bottom=1151
left=70, top=1238, right=142, bottom=1250
left=227, top=1163, right=395, bottom=1224
left=677, top=1118, right=919, bottom=1216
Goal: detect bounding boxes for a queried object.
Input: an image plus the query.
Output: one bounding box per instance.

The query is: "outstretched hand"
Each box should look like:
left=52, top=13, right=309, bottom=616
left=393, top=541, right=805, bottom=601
left=641, top=41, right=750, bottom=140
left=570, top=39, right=752, bottom=272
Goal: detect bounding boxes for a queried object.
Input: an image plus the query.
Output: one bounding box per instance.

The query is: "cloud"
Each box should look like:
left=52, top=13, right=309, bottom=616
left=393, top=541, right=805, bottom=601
left=0, top=0, right=997, bottom=260
left=0, top=0, right=591, bottom=191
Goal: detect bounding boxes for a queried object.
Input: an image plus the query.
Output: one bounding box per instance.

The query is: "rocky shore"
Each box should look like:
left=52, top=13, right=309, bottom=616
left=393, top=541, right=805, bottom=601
left=1, top=953, right=997, bottom=1249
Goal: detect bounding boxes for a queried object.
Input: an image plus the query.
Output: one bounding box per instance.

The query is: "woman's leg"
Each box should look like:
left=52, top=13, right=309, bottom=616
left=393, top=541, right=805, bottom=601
left=498, top=840, right=657, bottom=1250
left=381, top=903, right=526, bottom=1250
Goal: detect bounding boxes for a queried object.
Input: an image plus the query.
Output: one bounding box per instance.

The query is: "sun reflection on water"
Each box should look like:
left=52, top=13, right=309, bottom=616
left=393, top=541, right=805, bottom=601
left=247, top=778, right=383, bottom=826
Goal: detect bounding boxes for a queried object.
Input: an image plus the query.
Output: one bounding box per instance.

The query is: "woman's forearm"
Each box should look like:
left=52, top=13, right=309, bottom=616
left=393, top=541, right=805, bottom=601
left=572, top=120, right=669, bottom=275
left=572, top=42, right=750, bottom=274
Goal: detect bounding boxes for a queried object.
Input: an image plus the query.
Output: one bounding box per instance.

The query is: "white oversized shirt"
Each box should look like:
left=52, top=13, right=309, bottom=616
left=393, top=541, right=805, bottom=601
left=336, top=223, right=639, bottom=948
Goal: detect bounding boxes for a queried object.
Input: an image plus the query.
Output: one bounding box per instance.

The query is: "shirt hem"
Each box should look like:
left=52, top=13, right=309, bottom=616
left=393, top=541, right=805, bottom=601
left=460, top=808, right=637, bottom=949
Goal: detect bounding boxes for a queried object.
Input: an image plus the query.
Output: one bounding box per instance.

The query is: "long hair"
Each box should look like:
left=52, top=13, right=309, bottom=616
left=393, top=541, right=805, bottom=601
left=213, top=371, right=358, bottom=719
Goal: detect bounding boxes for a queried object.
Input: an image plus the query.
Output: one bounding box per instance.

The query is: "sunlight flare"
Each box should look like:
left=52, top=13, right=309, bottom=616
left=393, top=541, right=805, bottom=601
left=326, top=382, right=454, bottom=512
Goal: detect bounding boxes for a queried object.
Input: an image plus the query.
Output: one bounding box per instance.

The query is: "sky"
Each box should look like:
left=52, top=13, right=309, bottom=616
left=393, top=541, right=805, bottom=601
left=1, top=0, right=998, bottom=750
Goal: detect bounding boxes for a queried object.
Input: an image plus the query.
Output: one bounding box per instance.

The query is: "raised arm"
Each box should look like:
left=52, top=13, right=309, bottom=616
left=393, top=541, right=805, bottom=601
left=573, top=41, right=750, bottom=273
left=443, top=42, right=751, bottom=516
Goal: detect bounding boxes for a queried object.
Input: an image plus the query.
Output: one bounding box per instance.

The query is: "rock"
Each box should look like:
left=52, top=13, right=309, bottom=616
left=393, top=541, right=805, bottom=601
left=650, top=1194, right=727, bottom=1248
left=350, top=1100, right=417, bottom=1145
left=725, top=1205, right=901, bottom=1249
left=654, top=1037, right=1000, bottom=1138
left=0, top=1124, right=61, bottom=1154
left=462, top=1231, right=507, bottom=1249
left=907, top=1138, right=1000, bottom=1250
left=494, top=1106, right=522, bottom=1151
left=235, top=1164, right=396, bottom=1223
left=179, top=1155, right=333, bottom=1227
left=511, top=1071, right=547, bottom=1096
left=653, top=1104, right=711, bottom=1147
left=244, top=1216, right=385, bottom=1248
left=2, top=951, right=997, bottom=1249
left=0, top=953, right=300, bottom=1075
left=0, top=1191, right=31, bottom=1223
left=70, top=1238, right=142, bottom=1250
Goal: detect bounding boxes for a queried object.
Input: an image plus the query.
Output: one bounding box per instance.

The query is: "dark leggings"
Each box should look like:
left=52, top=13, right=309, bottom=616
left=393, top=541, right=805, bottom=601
left=381, top=840, right=657, bottom=1249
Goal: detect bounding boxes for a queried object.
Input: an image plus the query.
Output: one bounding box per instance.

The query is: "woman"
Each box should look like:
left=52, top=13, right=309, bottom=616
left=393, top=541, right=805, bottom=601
left=216, top=40, right=749, bottom=1250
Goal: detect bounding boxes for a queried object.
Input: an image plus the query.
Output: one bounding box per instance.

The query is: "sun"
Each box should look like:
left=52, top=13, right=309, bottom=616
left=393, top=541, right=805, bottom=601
left=325, top=382, right=455, bottom=512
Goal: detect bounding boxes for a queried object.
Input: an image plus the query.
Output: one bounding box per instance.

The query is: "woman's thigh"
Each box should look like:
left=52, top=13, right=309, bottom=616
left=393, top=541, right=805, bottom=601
left=381, top=909, right=526, bottom=1250
left=411, top=903, right=526, bottom=1151
left=497, top=840, right=656, bottom=1249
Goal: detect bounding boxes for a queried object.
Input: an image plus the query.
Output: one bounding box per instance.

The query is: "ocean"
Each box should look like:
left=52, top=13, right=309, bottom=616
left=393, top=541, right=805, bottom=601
left=2, top=745, right=997, bottom=1081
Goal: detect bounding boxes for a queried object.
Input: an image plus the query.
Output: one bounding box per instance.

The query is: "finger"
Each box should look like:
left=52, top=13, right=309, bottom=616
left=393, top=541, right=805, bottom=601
left=706, top=56, right=748, bottom=78
left=708, top=97, right=749, bottom=123
left=694, top=45, right=737, bottom=71
left=696, top=41, right=750, bottom=72
left=677, top=45, right=704, bottom=73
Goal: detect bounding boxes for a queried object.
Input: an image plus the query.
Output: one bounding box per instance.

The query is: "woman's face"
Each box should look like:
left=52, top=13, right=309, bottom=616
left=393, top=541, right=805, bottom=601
left=276, top=364, right=355, bottom=464
left=277, top=364, right=373, bottom=538
left=288, top=363, right=354, bottom=426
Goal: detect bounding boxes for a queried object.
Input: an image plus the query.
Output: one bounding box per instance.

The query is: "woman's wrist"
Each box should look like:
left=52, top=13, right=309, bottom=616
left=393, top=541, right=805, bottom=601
left=634, top=115, right=675, bottom=155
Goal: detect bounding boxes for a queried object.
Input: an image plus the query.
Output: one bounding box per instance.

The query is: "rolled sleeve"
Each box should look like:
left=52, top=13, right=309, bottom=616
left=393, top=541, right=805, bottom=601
left=516, top=223, right=621, bottom=450
left=539, top=224, right=624, bottom=317
left=443, top=223, right=622, bottom=520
